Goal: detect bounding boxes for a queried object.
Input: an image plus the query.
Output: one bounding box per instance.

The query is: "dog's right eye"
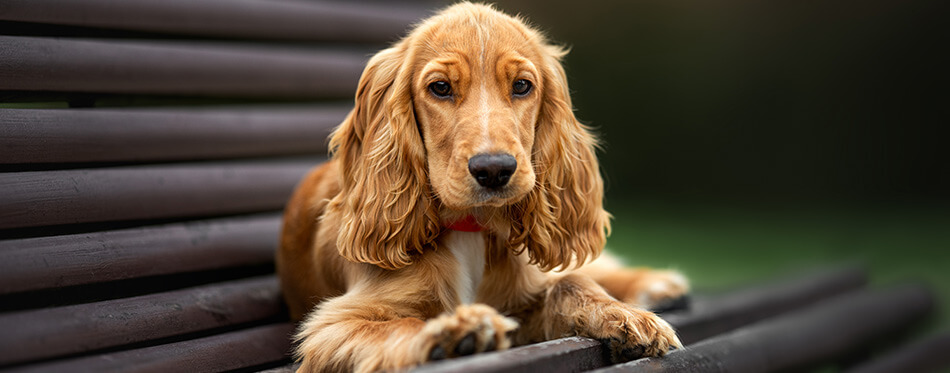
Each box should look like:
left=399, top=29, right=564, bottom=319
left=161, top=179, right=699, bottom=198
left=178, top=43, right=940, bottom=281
left=428, top=81, right=453, bottom=98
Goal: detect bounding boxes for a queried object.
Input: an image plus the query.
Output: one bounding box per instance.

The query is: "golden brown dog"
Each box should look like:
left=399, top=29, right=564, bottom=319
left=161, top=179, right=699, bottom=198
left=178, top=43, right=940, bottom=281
left=277, top=3, right=689, bottom=372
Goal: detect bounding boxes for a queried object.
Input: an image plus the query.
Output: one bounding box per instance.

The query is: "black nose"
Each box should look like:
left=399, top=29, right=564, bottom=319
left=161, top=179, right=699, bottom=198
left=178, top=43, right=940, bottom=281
left=468, top=153, right=517, bottom=188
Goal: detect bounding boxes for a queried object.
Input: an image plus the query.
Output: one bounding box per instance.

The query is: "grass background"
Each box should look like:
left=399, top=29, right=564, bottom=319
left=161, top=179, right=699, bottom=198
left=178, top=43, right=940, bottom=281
left=491, top=0, right=949, bottom=343
left=606, top=201, right=950, bottom=333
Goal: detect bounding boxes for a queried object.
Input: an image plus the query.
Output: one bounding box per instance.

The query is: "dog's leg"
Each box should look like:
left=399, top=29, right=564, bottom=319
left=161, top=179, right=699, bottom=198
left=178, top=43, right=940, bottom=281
left=295, top=292, right=518, bottom=373
left=517, top=273, right=682, bottom=362
left=578, top=254, right=690, bottom=311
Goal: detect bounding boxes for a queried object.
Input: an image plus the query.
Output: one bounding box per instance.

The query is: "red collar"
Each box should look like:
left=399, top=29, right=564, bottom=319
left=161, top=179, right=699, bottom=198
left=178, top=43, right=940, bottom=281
left=445, top=215, right=485, bottom=232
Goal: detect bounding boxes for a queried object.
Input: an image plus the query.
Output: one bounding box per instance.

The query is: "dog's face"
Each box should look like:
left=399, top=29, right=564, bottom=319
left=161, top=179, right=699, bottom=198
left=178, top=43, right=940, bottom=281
left=410, top=16, right=543, bottom=210
left=328, top=3, right=609, bottom=271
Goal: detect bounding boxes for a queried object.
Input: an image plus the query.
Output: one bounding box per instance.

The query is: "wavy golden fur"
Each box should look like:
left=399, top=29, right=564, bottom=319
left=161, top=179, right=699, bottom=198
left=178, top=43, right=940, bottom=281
left=277, top=3, right=689, bottom=372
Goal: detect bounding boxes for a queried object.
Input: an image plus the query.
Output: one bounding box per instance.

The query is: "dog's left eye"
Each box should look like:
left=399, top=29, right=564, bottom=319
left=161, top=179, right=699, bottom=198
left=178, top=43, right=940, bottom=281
left=512, top=79, right=533, bottom=96
left=428, top=81, right=453, bottom=98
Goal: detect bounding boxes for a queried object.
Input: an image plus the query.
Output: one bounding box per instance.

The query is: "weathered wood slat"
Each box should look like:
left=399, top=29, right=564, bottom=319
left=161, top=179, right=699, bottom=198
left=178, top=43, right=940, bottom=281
left=412, top=337, right=607, bottom=373
left=0, top=36, right=366, bottom=97
left=408, top=266, right=867, bottom=373
left=0, top=106, right=345, bottom=163
left=595, top=285, right=934, bottom=373
left=0, top=0, right=424, bottom=43
left=664, top=265, right=867, bottom=344
left=6, top=323, right=294, bottom=373
left=0, top=157, right=320, bottom=229
left=0, top=276, right=282, bottom=366
left=0, top=214, right=281, bottom=294
left=845, top=332, right=950, bottom=373
left=258, top=363, right=300, bottom=373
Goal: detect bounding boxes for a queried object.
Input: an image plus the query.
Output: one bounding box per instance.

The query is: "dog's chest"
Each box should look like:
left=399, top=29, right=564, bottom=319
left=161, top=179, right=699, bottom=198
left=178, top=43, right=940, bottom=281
left=442, top=231, right=486, bottom=304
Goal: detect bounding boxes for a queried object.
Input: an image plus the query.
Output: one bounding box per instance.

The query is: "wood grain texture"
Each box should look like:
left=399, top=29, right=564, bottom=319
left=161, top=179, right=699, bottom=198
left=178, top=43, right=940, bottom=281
left=6, top=323, right=294, bottom=373
left=407, top=266, right=868, bottom=373
left=0, top=0, right=425, bottom=42
left=595, top=285, right=934, bottom=373
left=0, top=106, right=346, bottom=163
left=0, top=214, right=282, bottom=294
left=0, top=157, right=321, bottom=229
left=412, top=337, right=608, bottom=373
left=663, top=265, right=868, bottom=344
left=0, top=276, right=283, bottom=366
left=0, top=36, right=367, bottom=97
left=845, top=332, right=950, bottom=373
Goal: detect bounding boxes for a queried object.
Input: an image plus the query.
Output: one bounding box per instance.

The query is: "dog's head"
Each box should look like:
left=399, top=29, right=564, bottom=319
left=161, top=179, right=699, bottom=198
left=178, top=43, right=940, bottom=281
left=328, top=2, right=610, bottom=271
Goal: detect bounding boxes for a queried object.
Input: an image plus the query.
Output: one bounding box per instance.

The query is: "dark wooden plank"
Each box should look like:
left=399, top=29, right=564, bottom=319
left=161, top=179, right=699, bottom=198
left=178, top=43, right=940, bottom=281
left=6, top=323, right=294, bottom=373
left=0, top=106, right=345, bottom=163
left=0, top=157, right=320, bottom=229
left=0, top=0, right=425, bottom=43
left=0, top=276, right=282, bottom=366
left=0, top=36, right=366, bottom=98
left=258, top=363, right=300, bottom=373
left=595, top=285, right=934, bottom=373
left=412, top=337, right=608, bottom=373
left=845, top=332, right=950, bottom=373
left=663, top=265, right=868, bottom=344
left=0, top=213, right=281, bottom=294
left=408, top=266, right=867, bottom=373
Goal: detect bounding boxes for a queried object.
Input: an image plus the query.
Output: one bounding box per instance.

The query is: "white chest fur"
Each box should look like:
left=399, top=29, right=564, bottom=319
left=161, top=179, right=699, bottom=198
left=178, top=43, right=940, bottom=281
left=442, top=230, right=486, bottom=304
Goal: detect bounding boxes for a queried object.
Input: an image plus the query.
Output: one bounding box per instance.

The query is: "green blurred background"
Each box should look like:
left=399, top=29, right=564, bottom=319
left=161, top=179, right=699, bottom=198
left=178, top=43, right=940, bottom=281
left=491, top=0, right=949, bottom=336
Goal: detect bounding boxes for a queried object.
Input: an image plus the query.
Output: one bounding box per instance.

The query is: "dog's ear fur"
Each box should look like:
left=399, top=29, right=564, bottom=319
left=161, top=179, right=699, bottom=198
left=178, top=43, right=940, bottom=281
left=327, top=42, right=440, bottom=270
left=508, top=44, right=612, bottom=272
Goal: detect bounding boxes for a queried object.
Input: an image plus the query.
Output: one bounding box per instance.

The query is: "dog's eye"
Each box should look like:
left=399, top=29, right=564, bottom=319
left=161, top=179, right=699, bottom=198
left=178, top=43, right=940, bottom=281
left=512, top=79, right=533, bottom=96
left=428, top=81, right=452, bottom=98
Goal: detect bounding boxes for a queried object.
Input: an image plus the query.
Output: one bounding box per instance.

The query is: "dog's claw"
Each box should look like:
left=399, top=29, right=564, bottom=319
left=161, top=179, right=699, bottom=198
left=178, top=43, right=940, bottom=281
left=429, top=345, right=447, bottom=361
left=651, top=295, right=691, bottom=313
left=621, top=345, right=647, bottom=361
left=455, top=333, right=477, bottom=356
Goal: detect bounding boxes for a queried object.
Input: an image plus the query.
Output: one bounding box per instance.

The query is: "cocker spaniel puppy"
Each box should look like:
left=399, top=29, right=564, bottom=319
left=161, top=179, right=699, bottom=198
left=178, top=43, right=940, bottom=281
left=277, top=3, right=689, bottom=372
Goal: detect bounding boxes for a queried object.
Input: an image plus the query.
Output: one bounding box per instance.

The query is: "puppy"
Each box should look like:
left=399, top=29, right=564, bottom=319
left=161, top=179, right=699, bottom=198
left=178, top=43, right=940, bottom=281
left=277, top=3, right=688, bottom=372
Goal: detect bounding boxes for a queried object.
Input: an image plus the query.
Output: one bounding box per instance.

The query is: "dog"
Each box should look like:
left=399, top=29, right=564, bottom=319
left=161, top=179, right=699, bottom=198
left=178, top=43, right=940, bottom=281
left=276, top=3, right=689, bottom=372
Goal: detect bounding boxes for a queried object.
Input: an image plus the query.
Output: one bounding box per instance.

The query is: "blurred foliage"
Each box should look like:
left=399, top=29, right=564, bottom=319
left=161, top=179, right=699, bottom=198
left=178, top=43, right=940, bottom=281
left=497, top=0, right=947, bottom=205
left=606, top=200, right=950, bottom=332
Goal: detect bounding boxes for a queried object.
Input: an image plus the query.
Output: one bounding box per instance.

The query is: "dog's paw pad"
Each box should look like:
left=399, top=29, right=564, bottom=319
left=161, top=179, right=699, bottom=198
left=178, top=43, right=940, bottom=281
left=454, top=332, right=477, bottom=356
left=620, top=344, right=647, bottom=360
left=428, top=345, right=447, bottom=361
left=651, top=295, right=691, bottom=313
left=625, top=270, right=691, bottom=312
left=417, top=304, right=519, bottom=363
left=590, top=304, right=683, bottom=363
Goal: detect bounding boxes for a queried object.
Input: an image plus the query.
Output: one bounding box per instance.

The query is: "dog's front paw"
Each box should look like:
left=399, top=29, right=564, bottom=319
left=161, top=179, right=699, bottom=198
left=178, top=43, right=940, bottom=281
left=416, top=304, right=519, bottom=363
left=623, top=270, right=690, bottom=312
left=590, top=303, right=683, bottom=362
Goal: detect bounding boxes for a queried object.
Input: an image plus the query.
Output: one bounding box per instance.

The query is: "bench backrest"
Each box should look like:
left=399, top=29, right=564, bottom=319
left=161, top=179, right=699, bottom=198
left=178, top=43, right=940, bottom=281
left=0, top=2, right=426, bottom=370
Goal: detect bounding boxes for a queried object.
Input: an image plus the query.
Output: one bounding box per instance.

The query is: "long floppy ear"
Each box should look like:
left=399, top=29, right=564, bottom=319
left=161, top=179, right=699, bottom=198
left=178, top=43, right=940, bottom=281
left=326, top=43, right=440, bottom=270
left=508, top=45, right=612, bottom=272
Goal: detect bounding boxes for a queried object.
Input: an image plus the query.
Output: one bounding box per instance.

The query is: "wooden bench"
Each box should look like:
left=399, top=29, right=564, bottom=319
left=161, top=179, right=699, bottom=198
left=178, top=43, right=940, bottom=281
left=2, top=2, right=947, bottom=373
left=0, top=1, right=424, bottom=371
left=407, top=267, right=946, bottom=373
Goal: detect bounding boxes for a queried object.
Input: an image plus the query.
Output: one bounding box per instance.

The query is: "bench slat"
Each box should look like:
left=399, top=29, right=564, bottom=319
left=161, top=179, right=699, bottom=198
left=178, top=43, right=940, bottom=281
left=0, top=36, right=365, bottom=97
left=664, top=265, right=868, bottom=344
left=0, top=276, right=282, bottom=366
left=409, top=266, right=867, bottom=373
left=412, top=337, right=607, bottom=373
left=597, top=285, right=934, bottom=373
left=6, top=323, right=294, bottom=373
left=0, top=0, right=423, bottom=43
left=0, top=158, right=319, bottom=229
left=845, top=332, right=950, bottom=373
left=0, top=106, right=344, bottom=164
left=0, top=214, right=281, bottom=294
